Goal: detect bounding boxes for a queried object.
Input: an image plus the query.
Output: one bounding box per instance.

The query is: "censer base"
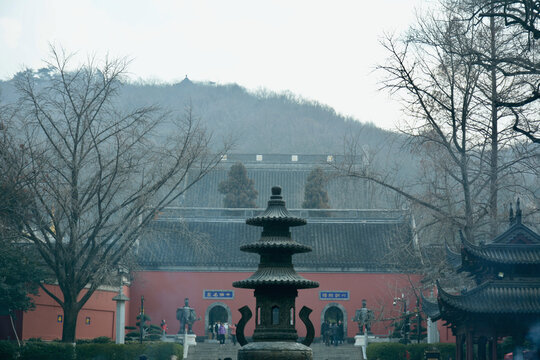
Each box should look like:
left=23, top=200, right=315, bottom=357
left=237, top=341, right=312, bottom=360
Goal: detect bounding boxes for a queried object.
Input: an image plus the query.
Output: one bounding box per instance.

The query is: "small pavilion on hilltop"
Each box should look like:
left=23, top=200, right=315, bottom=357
left=423, top=200, right=540, bottom=360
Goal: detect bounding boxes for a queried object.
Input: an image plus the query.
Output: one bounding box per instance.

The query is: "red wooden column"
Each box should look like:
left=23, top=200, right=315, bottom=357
left=489, top=337, right=498, bottom=360
left=466, top=331, right=474, bottom=360
left=456, top=334, right=464, bottom=360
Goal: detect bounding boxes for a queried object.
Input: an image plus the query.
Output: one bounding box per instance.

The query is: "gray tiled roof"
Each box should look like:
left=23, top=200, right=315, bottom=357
left=491, top=222, right=540, bottom=245
left=445, top=242, right=462, bottom=269
left=461, top=223, right=540, bottom=265
left=137, top=209, right=417, bottom=272
left=437, top=280, right=540, bottom=314
left=421, top=294, right=441, bottom=320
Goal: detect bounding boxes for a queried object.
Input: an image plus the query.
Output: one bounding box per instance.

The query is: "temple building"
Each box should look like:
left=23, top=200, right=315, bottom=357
left=2, top=154, right=425, bottom=342
left=423, top=200, right=540, bottom=360
left=130, top=205, right=421, bottom=340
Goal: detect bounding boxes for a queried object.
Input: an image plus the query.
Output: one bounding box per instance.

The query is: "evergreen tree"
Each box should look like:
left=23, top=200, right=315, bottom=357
left=218, top=162, right=258, bottom=208
left=302, top=167, right=330, bottom=209
left=0, top=171, right=42, bottom=314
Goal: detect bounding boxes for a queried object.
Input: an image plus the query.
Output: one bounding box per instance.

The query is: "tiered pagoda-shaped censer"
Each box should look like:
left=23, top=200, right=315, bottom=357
left=233, top=186, right=319, bottom=360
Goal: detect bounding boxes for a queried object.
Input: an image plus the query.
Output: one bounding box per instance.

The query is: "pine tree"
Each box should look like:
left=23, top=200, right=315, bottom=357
left=218, top=162, right=258, bottom=208
left=302, top=167, right=330, bottom=209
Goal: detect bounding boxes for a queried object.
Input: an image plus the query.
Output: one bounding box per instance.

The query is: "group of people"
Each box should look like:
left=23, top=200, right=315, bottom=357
left=208, top=321, right=237, bottom=345
left=321, top=320, right=344, bottom=346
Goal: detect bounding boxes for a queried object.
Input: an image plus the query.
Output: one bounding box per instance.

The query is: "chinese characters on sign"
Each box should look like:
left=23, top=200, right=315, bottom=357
left=203, top=290, right=234, bottom=299
left=85, top=317, right=91, bottom=325
left=57, top=315, right=63, bottom=323
left=319, top=291, right=349, bottom=300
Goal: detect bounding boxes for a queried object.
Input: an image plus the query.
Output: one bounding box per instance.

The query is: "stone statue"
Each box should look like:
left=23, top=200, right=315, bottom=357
left=352, top=299, right=374, bottom=335
left=176, top=298, right=198, bottom=334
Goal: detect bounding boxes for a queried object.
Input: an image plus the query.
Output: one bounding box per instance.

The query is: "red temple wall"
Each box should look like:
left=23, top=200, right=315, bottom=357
left=6, top=273, right=456, bottom=343
left=21, top=284, right=130, bottom=341
left=129, top=271, right=423, bottom=339
left=437, top=321, right=455, bottom=343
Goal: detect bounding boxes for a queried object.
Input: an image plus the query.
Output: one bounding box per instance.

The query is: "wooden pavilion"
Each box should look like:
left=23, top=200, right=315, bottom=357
left=423, top=200, right=540, bottom=360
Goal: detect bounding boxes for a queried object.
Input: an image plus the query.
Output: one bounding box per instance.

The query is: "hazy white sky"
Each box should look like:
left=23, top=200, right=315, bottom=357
left=0, top=0, right=428, bottom=130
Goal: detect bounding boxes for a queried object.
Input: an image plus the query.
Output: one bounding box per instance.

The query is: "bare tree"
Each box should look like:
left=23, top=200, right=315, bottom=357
left=471, top=0, right=540, bottom=143
left=338, top=0, right=538, bottom=244
left=4, top=47, right=228, bottom=342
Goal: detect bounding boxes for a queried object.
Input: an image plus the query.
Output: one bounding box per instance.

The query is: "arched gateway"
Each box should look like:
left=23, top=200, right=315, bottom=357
left=321, top=302, right=348, bottom=337
left=205, top=302, right=232, bottom=337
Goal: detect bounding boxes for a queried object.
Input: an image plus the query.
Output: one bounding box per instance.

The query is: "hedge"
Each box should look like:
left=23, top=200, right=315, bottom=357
left=20, top=341, right=76, bottom=360
left=367, top=342, right=456, bottom=360
left=0, top=340, right=19, bottom=360
left=76, top=336, right=112, bottom=345
left=1, top=341, right=183, bottom=360
left=76, top=342, right=183, bottom=360
left=405, top=343, right=456, bottom=360
left=367, top=342, right=407, bottom=360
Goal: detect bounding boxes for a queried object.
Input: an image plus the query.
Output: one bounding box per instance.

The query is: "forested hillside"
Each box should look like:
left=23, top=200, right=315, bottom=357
left=118, top=77, right=404, bottom=154
left=0, top=72, right=405, bottom=155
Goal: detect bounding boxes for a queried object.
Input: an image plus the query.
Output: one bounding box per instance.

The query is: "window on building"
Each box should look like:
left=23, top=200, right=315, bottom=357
left=272, top=306, right=280, bottom=325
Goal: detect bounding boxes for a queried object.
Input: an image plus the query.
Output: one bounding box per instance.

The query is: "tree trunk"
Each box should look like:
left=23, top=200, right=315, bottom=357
left=489, top=16, right=499, bottom=238
left=62, top=300, right=80, bottom=343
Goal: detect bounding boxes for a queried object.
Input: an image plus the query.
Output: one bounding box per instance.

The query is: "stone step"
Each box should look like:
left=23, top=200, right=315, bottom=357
left=186, top=342, right=364, bottom=360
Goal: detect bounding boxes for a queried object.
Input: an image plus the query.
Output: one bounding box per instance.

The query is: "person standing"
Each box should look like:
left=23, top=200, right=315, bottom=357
left=321, top=320, right=330, bottom=346
left=218, top=322, right=226, bottom=345
left=337, top=320, right=344, bottom=345
left=208, top=323, right=214, bottom=340
left=214, top=322, right=219, bottom=341
left=331, top=323, right=338, bottom=346
left=229, top=323, right=237, bottom=345
left=160, top=320, right=168, bottom=335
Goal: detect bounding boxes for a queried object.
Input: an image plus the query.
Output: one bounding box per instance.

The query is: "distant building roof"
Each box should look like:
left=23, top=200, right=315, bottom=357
left=137, top=208, right=418, bottom=272
left=180, top=153, right=372, bottom=209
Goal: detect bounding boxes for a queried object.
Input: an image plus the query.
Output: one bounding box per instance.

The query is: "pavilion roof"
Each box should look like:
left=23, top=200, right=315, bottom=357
left=421, top=294, right=441, bottom=320
left=460, top=224, right=540, bottom=265
left=445, top=242, right=462, bottom=269
left=436, top=280, right=540, bottom=314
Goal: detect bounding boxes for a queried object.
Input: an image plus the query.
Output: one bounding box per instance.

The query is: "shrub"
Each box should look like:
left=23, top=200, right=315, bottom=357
left=126, top=330, right=140, bottom=338
left=76, top=336, right=112, bottom=345
left=26, top=337, right=43, bottom=342
left=20, top=341, right=75, bottom=360
left=0, top=340, right=19, bottom=360
left=367, top=342, right=407, bottom=360
left=433, top=343, right=456, bottom=360
left=367, top=342, right=456, bottom=360
left=91, top=336, right=113, bottom=344
left=76, top=343, right=141, bottom=360
left=144, top=342, right=183, bottom=360
left=146, top=334, right=162, bottom=341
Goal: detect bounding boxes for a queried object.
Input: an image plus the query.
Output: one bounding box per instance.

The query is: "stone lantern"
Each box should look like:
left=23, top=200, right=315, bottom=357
left=233, top=186, right=319, bottom=360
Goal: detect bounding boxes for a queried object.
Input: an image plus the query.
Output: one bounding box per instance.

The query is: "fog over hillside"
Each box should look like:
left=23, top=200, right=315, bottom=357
left=117, top=77, right=406, bottom=154
left=0, top=71, right=419, bottom=189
